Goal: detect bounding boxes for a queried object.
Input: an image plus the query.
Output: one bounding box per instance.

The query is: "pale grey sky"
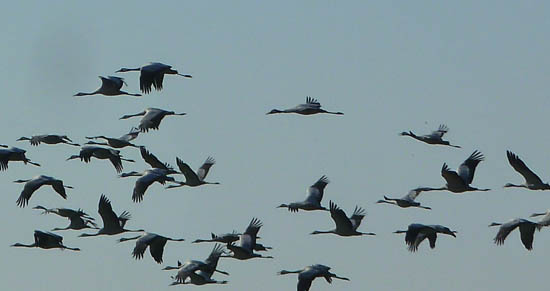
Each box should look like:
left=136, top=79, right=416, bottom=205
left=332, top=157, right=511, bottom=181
left=2, top=1, right=550, bottom=290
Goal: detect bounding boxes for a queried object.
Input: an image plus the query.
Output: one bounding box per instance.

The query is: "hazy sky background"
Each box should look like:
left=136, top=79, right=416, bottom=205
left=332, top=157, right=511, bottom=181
left=2, top=1, right=550, bottom=290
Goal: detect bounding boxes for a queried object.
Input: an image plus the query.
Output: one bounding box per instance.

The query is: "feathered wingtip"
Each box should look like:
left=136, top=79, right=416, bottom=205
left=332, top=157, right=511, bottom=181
left=248, top=217, right=263, bottom=229
left=306, top=96, right=320, bottom=105
left=352, top=206, right=366, bottom=217
left=204, top=156, right=216, bottom=165
left=438, top=124, right=449, bottom=133
left=468, top=150, right=485, bottom=162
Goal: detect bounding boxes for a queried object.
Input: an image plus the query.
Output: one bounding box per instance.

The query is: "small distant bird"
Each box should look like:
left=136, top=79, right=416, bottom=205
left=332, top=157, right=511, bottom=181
left=74, top=76, right=141, bottom=97
left=115, top=62, right=192, bottom=94
left=400, top=124, right=460, bottom=148
left=192, top=232, right=241, bottom=244
left=166, top=157, right=219, bottom=188
left=67, top=146, right=134, bottom=173
left=0, top=147, right=40, bottom=171
left=119, top=168, right=177, bottom=203
left=420, top=150, right=490, bottom=193
left=85, top=128, right=141, bottom=149
left=118, top=232, right=185, bottom=263
left=278, top=175, right=330, bottom=212
left=79, top=194, right=144, bottom=237
left=393, top=223, right=457, bottom=252
left=120, top=108, right=186, bottom=132
left=311, top=201, right=375, bottom=237
left=33, top=206, right=98, bottom=231
left=489, top=218, right=542, bottom=250
left=17, top=135, right=79, bottom=146
left=222, top=218, right=273, bottom=260
left=267, top=97, right=344, bottom=115
left=165, top=244, right=229, bottom=286
left=504, top=151, right=550, bottom=190
left=14, top=175, right=73, bottom=207
left=11, top=230, right=80, bottom=251
left=277, top=264, right=350, bottom=291
left=376, top=188, right=431, bottom=210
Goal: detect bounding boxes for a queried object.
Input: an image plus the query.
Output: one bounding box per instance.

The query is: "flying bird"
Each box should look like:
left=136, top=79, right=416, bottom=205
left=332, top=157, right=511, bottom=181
left=311, top=201, right=375, bottom=237
left=376, top=188, right=431, bottom=210
left=14, top=175, right=73, bottom=207
left=166, top=157, right=219, bottom=188
left=118, top=232, right=185, bottom=263
left=79, top=194, right=144, bottom=237
left=67, top=146, right=134, bottom=173
left=393, top=223, right=457, bottom=252
left=267, top=97, right=344, bottom=115
left=222, top=218, right=273, bottom=260
left=74, top=76, right=141, bottom=97
left=11, top=230, right=80, bottom=251
left=33, top=206, right=98, bottom=231
left=192, top=232, right=241, bottom=244
left=504, top=151, right=550, bottom=190
left=115, top=62, right=192, bottom=94
left=168, top=245, right=229, bottom=286
left=17, top=135, right=79, bottom=146
left=0, top=147, right=40, bottom=171
left=85, top=128, right=141, bottom=149
left=120, top=168, right=177, bottom=203
left=278, top=175, right=330, bottom=212
left=277, top=264, right=350, bottom=291
left=400, top=124, right=460, bottom=148
left=119, top=108, right=186, bottom=132
left=489, top=218, right=542, bottom=250
left=419, top=150, right=490, bottom=193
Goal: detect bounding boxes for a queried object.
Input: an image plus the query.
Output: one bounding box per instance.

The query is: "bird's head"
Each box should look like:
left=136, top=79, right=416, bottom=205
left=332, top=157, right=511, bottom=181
left=66, top=155, right=80, bottom=161
left=488, top=222, right=502, bottom=227
left=277, top=204, right=288, bottom=208
left=266, top=109, right=282, bottom=115
left=115, top=68, right=131, bottom=73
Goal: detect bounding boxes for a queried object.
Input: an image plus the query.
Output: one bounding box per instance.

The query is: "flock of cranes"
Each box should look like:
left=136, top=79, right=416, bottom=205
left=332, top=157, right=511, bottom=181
left=4, top=61, right=549, bottom=291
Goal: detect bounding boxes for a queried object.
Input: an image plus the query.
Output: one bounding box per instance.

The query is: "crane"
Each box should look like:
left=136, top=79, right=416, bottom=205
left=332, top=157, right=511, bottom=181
left=11, top=230, right=80, bottom=251
left=33, top=206, right=98, bottom=231
left=278, top=264, right=350, bottom=291
left=118, top=232, right=185, bottom=263
left=167, top=244, right=229, bottom=286
left=166, top=157, right=219, bottom=188
left=115, top=62, right=192, bottom=94
left=17, top=134, right=79, bottom=146
left=67, top=146, right=134, bottom=173
left=504, top=151, right=550, bottom=190
left=393, top=223, right=457, bottom=252
left=85, top=128, right=141, bottom=149
left=221, top=218, right=273, bottom=260
left=120, top=108, right=186, bottom=132
left=489, top=218, right=541, bottom=250
left=119, top=168, right=177, bottom=203
left=278, top=175, right=330, bottom=212
left=0, top=147, right=40, bottom=171
left=376, top=188, right=431, bottom=210
left=14, top=175, right=73, bottom=208
left=400, top=124, right=460, bottom=148
left=311, top=201, right=375, bottom=237
left=267, top=96, right=344, bottom=115
left=74, top=76, right=141, bottom=97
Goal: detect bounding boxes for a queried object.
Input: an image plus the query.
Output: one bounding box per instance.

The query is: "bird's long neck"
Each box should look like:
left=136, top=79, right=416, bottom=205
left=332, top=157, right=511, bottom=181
left=279, top=269, right=302, bottom=275
left=323, top=110, right=344, bottom=115
left=359, top=231, right=376, bottom=236
left=167, top=238, right=185, bottom=242
left=504, top=183, right=525, bottom=189
left=377, top=200, right=395, bottom=205
left=86, top=141, right=107, bottom=146
left=488, top=222, right=502, bottom=227
left=118, top=235, right=141, bottom=243
left=123, top=228, right=144, bottom=233
left=162, top=266, right=180, bottom=271
left=393, top=230, right=407, bottom=234
left=330, top=273, right=350, bottom=281
left=311, top=230, right=334, bottom=235
left=75, top=91, right=99, bottom=97
left=120, top=91, right=142, bottom=97
left=13, top=179, right=31, bottom=184
left=79, top=232, right=101, bottom=237
left=419, top=186, right=447, bottom=192
left=11, top=243, right=36, bottom=248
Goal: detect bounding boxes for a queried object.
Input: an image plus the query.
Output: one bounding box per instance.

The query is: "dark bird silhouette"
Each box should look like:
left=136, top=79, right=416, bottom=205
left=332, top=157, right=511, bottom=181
left=14, top=176, right=72, bottom=207
left=17, top=134, right=79, bottom=146
left=118, top=232, right=185, bottom=263
left=489, top=218, right=541, bottom=250
left=11, top=230, right=80, bottom=251
left=116, top=62, right=192, bottom=94
left=278, top=264, right=350, bottom=291
left=120, top=108, right=186, bottom=132
left=393, top=223, right=457, bottom=252
left=74, top=76, right=141, bottom=97
left=166, top=157, right=219, bottom=188
left=33, top=206, right=97, bottom=231
left=67, top=146, right=134, bottom=173
left=267, top=97, right=344, bottom=115
left=400, top=124, right=460, bottom=148
left=0, top=147, right=40, bottom=171
left=504, top=151, right=550, bottom=190
left=278, top=175, right=330, bottom=212
left=376, top=188, right=431, bottom=210
left=311, top=201, right=375, bottom=237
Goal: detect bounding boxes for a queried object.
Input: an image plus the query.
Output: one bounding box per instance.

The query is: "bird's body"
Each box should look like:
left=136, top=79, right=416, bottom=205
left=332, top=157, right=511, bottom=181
left=0, top=147, right=40, bottom=170
left=167, top=244, right=229, bottom=285
left=311, top=201, right=375, bottom=237
left=120, top=168, right=177, bottom=203
left=116, top=62, right=192, bottom=94
left=267, top=97, right=343, bottom=115
left=120, top=108, right=186, bottom=132
left=12, top=230, right=79, bottom=251
left=394, top=223, right=457, bottom=252
left=74, top=76, right=141, bottom=97
left=33, top=206, right=97, bottom=231
left=489, top=218, right=541, bottom=250
left=222, top=218, right=273, bottom=260
left=420, top=151, right=490, bottom=193
left=14, top=175, right=72, bottom=207
left=278, top=264, right=350, bottom=291
left=166, top=157, right=219, bottom=188
left=504, top=151, right=550, bottom=190
left=17, top=135, right=79, bottom=146
left=119, top=232, right=184, bottom=263
left=79, top=194, right=143, bottom=237
left=67, top=146, right=134, bottom=173
left=400, top=124, right=460, bottom=148
left=85, top=129, right=141, bottom=149
left=278, top=175, right=330, bottom=212
left=377, top=189, right=431, bottom=210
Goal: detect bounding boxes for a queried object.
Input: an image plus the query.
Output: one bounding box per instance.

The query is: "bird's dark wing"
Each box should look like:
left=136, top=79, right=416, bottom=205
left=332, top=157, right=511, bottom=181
left=176, top=157, right=200, bottom=184
left=349, top=206, right=366, bottom=230
left=329, top=201, right=353, bottom=232
left=441, top=163, right=467, bottom=188
left=149, top=238, right=168, bottom=263
left=506, top=151, right=544, bottom=186
left=458, top=151, right=484, bottom=184
left=139, top=70, right=154, bottom=94
left=51, top=182, right=68, bottom=200
left=306, top=175, right=329, bottom=203
left=196, top=157, right=215, bottom=181
left=519, top=223, right=537, bottom=250
left=98, top=195, right=120, bottom=230
left=140, top=147, right=171, bottom=170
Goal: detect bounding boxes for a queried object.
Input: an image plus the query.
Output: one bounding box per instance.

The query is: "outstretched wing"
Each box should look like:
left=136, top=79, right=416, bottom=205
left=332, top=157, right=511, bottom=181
left=98, top=195, right=120, bottom=230
left=494, top=219, right=521, bottom=246
left=457, top=151, right=484, bottom=184
left=404, top=189, right=422, bottom=201
left=197, top=157, right=215, bottom=181
left=176, top=157, right=201, bottom=185
left=349, top=206, right=366, bottom=230
left=441, top=163, right=466, bottom=188
left=140, top=147, right=171, bottom=170
left=305, top=96, right=321, bottom=108
left=506, top=151, right=544, bottom=186
left=429, top=124, right=448, bottom=138
left=305, top=175, right=329, bottom=204
left=329, top=201, right=353, bottom=232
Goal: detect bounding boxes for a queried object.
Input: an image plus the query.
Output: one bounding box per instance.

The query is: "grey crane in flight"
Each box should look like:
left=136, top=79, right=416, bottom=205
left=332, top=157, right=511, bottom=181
left=17, top=134, right=79, bottom=146
left=11, top=230, right=80, bottom=251
left=120, top=168, right=177, bottom=203
left=74, top=76, right=141, bottom=97
left=14, top=175, right=73, bottom=208
left=394, top=223, right=457, bottom=252
left=33, top=206, right=98, bottom=231
left=165, top=157, right=219, bottom=189
left=311, top=201, right=375, bottom=237
left=278, top=175, right=330, bottom=212
left=221, top=218, right=273, bottom=260
left=267, top=96, right=344, bottom=115
left=79, top=194, right=144, bottom=237
left=167, top=244, right=229, bottom=286
left=115, top=62, right=192, bottom=94
left=278, top=264, right=350, bottom=291
left=504, top=151, right=550, bottom=190
left=118, top=232, right=185, bottom=263
left=400, top=124, right=460, bottom=148
left=85, top=128, right=141, bottom=149
left=376, top=188, right=431, bottom=210
left=489, top=218, right=542, bottom=250
left=120, top=108, right=186, bottom=132
left=67, top=146, right=134, bottom=173
left=0, top=147, right=40, bottom=171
